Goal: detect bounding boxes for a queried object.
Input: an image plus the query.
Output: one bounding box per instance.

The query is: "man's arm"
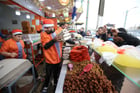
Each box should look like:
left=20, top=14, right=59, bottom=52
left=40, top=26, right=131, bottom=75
left=0, top=52, right=17, bottom=58
left=0, top=52, right=11, bottom=56
left=44, top=39, right=56, bottom=49
left=65, top=39, right=75, bottom=44
left=44, top=33, right=63, bottom=49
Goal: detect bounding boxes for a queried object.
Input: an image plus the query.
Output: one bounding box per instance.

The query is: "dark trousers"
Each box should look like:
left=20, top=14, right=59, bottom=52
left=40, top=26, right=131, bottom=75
left=44, top=61, right=62, bottom=87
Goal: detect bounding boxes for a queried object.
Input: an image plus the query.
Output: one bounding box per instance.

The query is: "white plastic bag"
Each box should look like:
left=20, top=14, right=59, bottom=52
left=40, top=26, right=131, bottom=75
left=102, top=52, right=118, bottom=66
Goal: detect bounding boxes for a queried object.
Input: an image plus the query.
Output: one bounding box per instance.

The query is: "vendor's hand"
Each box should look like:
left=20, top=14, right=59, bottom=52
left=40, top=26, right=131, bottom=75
left=10, top=52, right=17, bottom=58
left=75, top=42, right=79, bottom=46
left=55, top=35, right=63, bottom=42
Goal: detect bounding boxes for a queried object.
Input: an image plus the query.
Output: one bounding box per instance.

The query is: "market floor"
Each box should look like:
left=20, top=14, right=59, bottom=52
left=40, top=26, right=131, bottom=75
left=33, top=62, right=55, bottom=93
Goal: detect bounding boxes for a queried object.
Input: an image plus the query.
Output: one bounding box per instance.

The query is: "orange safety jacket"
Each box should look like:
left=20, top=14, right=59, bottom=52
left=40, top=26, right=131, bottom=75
left=0, top=37, right=5, bottom=42
left=41, top=29, right=63, bottom=64
left=0, top=38, right=26, bottom=59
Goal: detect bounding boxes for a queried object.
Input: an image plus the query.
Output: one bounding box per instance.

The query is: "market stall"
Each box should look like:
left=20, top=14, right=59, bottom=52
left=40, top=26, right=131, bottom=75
left=55, top=37, right=140, bottom=93
left=55, top=42, right=117, bottom=93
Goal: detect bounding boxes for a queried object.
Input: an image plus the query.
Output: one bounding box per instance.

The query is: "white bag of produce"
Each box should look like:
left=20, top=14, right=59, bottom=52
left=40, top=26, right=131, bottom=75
left=63, top=54, right=69, bottom=60
left=102, top=52, right=118, bottom=66
left=63, top=47, right=71, bottom=54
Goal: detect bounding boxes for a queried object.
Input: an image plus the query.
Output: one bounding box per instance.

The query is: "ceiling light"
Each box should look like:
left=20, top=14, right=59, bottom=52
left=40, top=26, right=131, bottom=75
left=46, top=6, right=52, bottom=10
left=15, top=10, right=21, bottom=16
left=26, top=14, right=30, bottom=19
left=39, top=0, right=45, bottom=1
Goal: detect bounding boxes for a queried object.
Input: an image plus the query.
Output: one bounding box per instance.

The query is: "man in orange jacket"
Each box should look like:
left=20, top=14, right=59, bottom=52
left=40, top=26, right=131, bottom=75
left=41, top=19, right=63, bottom=93
left=0, top=29, right=40, bottom=79
left=0, top=29, right=26, bottom=59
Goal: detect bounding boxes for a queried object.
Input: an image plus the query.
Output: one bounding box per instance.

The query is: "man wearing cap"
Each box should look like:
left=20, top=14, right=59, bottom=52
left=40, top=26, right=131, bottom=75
left=41, top=19, right=63, bottom=93
left=0, top=29, right=26, bottom=59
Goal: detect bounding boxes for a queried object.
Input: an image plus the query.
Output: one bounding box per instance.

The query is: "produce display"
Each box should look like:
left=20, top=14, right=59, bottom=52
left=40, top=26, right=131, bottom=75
left=63, top=61, right=117, bottom=93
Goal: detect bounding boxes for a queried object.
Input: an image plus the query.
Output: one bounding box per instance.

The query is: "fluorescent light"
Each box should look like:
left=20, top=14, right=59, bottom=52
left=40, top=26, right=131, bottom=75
left=52, top=13, right=55, bottom=17
left=26, top=14, right=30, bottom=19
left=15, top=10, right=21, bottom=16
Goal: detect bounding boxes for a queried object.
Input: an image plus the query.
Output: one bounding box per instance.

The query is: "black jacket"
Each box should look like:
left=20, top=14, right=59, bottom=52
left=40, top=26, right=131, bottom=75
left=118, top=32, right=140, bottom=46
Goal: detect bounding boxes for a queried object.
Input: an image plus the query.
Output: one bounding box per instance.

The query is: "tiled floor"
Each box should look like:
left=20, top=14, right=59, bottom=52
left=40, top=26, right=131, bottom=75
left=120, top=78, right=140, bottom=93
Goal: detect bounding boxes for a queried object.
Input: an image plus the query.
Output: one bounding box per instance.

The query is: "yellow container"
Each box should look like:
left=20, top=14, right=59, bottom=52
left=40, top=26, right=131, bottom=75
left=114, top=54, right=140, bottom=68
left=97, top=45, right=117, bottom=54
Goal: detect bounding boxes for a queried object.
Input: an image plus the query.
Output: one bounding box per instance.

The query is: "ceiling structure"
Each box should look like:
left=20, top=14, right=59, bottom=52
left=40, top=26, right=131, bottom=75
left=0, top=0, right=30, bottom=14
left=33, top=0, right=74, bottom=20
left=34, top=0, right=83, bottom=22
left=41, top=0, right=71, bottom=10
left=0, top=0, right=83, bottom=23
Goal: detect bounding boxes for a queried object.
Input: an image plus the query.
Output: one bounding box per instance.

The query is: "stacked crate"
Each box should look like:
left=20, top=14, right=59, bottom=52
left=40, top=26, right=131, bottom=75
left=21, top=21, right=36, bottom=34
left=1, top=29, right=9, bottom=35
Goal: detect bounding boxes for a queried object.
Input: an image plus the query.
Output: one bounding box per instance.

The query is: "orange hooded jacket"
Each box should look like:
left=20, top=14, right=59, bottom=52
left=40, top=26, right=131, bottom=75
left=41, top=28, right=63, bottom=64
left=0, top=38, right=26, bottom=59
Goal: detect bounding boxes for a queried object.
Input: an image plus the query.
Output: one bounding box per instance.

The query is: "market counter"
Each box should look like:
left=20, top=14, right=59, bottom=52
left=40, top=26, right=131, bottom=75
left=55, top=39, right=140, bottom=92
left=0, top=59, right=36, bottom=93
left=55, top=61, right=140, bottom=93
left=94, top=50, right=140, bottom=92
left=55, top=64, right=67, bottom=93
left=93, top=47, right=140, bottom=88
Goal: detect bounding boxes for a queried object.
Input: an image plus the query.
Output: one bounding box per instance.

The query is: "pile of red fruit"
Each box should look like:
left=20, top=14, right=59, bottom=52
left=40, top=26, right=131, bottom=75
left=70, top=46, right=90, bottom=62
